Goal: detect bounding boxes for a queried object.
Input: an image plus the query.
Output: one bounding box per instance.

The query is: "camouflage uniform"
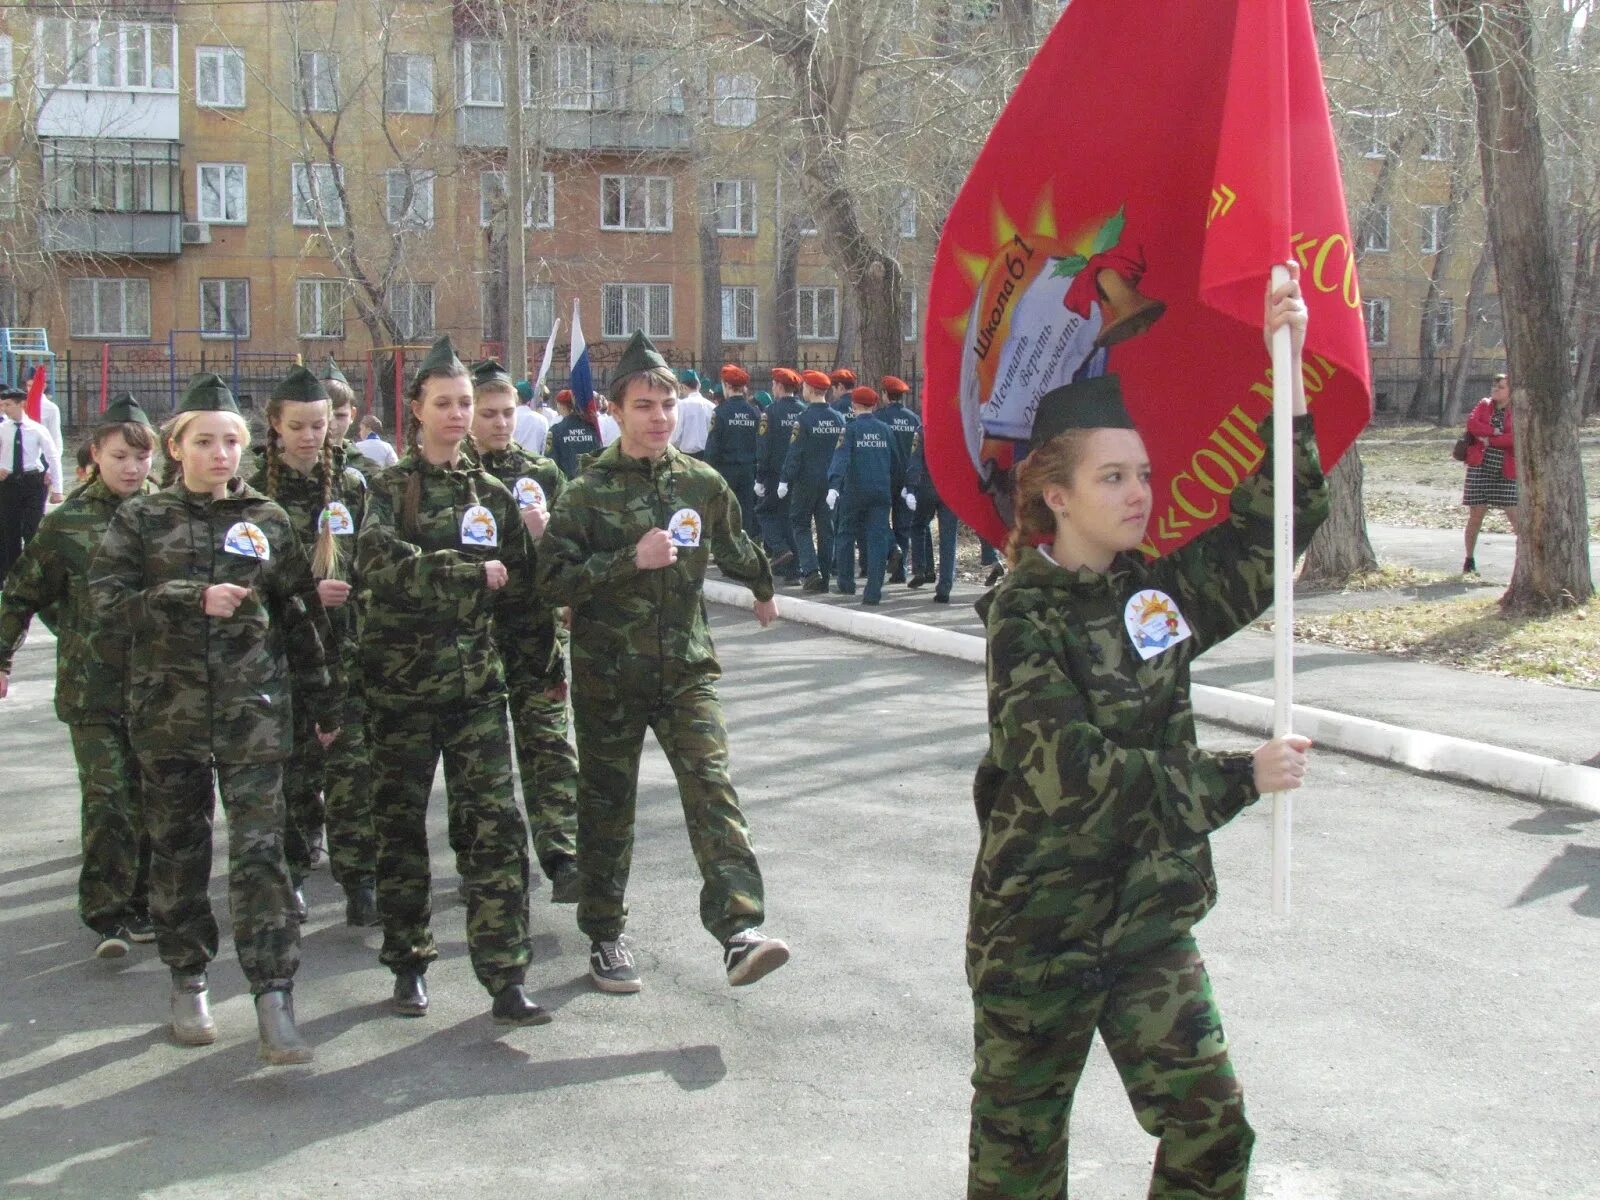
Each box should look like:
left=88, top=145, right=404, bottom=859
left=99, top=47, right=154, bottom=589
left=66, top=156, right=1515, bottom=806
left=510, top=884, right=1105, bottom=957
left=478, top=443, right=579, bottom=882
left=356, top=452, right=539, bottom=995
left=89, top=478, right=341, bottom=993
left=248, top=454, right=376, bottom=890
left=537, top=442, right=774, bottom=945
left=967, top=415, right=1329, bottom=1199
left=0, top=476, right=154, bottom=936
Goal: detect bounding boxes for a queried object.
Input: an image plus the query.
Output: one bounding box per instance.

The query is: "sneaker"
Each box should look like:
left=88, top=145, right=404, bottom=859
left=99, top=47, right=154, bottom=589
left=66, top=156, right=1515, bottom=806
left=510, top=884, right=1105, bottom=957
left=933, top=591, right=951, bottom=604
left=1462, top=556, right=1477, bottom=575
left=906, top=573, right=932, bottom=590
left=724, top=928, right=790, bottom=987
left=125, top=913, right=156, bottom=944
left=984, top=564, right=1006, bottom=587
left=801, top=574, right=827, bottom=594
left=589, top=937, right=642, bottom=994
left=95, top=928, right=132, bottom=959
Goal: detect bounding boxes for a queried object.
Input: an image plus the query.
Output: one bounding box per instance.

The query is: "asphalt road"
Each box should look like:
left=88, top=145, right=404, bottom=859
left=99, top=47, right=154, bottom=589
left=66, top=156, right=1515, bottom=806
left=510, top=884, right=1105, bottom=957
left=1, top=611, right=1597, bottom=1199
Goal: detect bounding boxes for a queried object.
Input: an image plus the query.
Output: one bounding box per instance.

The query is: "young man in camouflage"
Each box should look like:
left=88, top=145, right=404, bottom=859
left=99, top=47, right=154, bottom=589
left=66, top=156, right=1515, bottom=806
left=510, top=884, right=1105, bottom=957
left=538, top=331, right=790, bottom=993
left=470, top=357, right=580, bottom=904
left=0, top=394, right=157, bottom=957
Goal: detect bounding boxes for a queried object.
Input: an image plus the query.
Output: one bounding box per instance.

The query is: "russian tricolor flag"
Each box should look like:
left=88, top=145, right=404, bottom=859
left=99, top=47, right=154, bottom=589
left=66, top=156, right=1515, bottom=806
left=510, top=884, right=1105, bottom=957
left=569, top=298, right=595, bottom=429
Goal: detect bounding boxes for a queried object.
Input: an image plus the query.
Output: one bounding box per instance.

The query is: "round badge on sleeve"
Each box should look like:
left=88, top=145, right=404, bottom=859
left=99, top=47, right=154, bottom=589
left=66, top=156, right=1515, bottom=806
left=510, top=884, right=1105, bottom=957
left=1124, top=589, right=1191, bottom=661
left=513, top=477, right=546, bottom=511
left=460, top=504, right=499, bottom=548
left=222, top=521, right=271, bottom=560
left=667, top=507, right=703, bottom=548
left=320, top=500, right=355, bottom=536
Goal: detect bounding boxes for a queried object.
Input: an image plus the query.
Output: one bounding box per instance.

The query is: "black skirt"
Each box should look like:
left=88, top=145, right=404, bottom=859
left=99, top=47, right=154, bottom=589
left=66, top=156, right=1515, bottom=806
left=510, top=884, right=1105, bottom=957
left=1463, top=447, right=1518, bottom=507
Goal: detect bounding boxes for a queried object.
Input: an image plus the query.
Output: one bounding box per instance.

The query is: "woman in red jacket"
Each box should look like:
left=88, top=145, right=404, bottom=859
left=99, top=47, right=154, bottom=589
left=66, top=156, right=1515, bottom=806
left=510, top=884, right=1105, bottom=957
left=1461, top=373, right=1518, bottom=574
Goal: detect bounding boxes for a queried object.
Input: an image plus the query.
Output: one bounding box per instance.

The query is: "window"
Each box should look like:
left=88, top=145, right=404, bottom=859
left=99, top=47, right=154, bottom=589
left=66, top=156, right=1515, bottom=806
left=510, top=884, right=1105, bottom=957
left=385, top=169, right=435, bottom=229
left=37, top=19, right=177, bottom=91
left=479, top=280, right=558, bottom=342
left=526, top=283, right=556, bottom=338
left=388, top=282, right=435, bottom=339
left=551, top=43, right=592, bottom=110
left=589, top=47, right=682, bottom=114
left=721, top=286, right=757, bottom=342
left=1362, top=297, right=1389, bottom=347
left=297, top=51, right=338, bottom=112
left=44, top=141, right=180, bottom=213
left=385, top=53, right=434, bottom=114
left=297, top=279, right=344, bottom=339
left=196, top=163, right=246, bottom=224
left=196, top=46, right=243, bottom=108
left=713, top=73, right=758, bottom=127
left=797, top=286, right=838, bottom=341
left=602, top=283, right=672, bottom=339
left=1420, top=204, right=1446, bottom=255
left=1359, top=204, right=1390, bottom=253
left=714, top=179, right=757, bottom=236
left=462, top=40, right=503, bottom=106
left=479, top=170, right=554, bottom=229
left=1422, top=113, right=1454, bottom=161
left=901, top=287, right=918, bottom=342
left=600, top=175, right=672, bottom=232
left=291, top=163, right=344, bottom=226
left=0, top=160, right=15, bottom=219
left=199, top=279, right=249, bottom=338
left=1428, top=298, right=1454, bottom=346
left=898, top=188, right=917, bottom=239
left=0, top=35, right=14, bottom=99
left=1350, top=108, right=1393, bottom=158
left=69, top=278, right=150, bottom=338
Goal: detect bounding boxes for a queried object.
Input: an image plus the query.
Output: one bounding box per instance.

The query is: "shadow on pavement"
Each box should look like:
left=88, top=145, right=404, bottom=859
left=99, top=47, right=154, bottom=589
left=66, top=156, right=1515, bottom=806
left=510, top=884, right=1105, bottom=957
left=1513, top=844, right=1600, bottom=918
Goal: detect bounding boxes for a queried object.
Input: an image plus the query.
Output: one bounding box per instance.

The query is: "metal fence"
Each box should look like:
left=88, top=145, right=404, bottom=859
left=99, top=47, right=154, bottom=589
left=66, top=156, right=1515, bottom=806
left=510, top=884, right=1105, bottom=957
left=1369, top=355, right=1506, bottom=426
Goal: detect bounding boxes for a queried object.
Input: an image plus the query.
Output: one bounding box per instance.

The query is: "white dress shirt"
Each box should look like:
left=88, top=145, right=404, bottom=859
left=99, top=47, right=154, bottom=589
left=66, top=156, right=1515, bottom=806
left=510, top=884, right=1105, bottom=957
left=1, top=415, right=64, bottom=493
left=671, top=392, right=715, bottom=453
left=513, top=404, right=550, bottom=455
left=598, top=412, right=621, bottom=447
left=38, top=396, right=63, bottom=454
left=349, top=436, right=399, bottom=469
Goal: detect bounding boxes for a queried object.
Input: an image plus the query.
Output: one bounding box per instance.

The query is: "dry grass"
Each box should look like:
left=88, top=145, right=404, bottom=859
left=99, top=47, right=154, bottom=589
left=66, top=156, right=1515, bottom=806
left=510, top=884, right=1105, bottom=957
left=1300, top=562, right=1453, bottom=592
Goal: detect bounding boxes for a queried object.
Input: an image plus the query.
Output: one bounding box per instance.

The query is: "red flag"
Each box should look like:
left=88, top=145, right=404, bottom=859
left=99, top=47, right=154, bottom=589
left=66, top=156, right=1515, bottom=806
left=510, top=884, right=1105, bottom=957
left=24, top=364, right=47, bottom=424
left=924, top=0, right=1371, bottom=556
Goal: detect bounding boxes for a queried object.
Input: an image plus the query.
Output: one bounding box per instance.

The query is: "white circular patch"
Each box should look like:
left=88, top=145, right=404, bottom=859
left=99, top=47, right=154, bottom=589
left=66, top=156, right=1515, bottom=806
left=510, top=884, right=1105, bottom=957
left=460, top=504, right=499, bottom=548
left=513, top=477, right=546, bottom=511
left=223, top=521, right=271, bottom=560
left=667, top=507, right=703, bottom=548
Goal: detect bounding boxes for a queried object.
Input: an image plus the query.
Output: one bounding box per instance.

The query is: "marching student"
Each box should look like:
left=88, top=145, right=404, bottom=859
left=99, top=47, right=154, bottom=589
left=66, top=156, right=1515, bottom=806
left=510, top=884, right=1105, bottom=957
left=89, top=373, right=339, bottom=1064
left=779, top=370, right=846, bottom=593
left=826, top=386, right=905, bottom=606
left=0, top=385, right=65, bottom=581
left=547, top=389, right=601, bottom=480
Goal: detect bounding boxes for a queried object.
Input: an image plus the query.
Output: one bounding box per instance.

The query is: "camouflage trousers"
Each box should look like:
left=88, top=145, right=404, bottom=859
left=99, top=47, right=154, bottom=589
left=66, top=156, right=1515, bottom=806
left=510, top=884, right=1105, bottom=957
left=68, top=721, right=152, bottom=936
left=508, top=679, right=579, bottom=879
left=571, top=674, right=764, bottom=945
left=368, top=700, right=531, bottom=995
left=968, top=936, right=1253, bottom=1199
left=284, top=687, right=376, bottom=889
left=136, top=756, right=300, bottom=993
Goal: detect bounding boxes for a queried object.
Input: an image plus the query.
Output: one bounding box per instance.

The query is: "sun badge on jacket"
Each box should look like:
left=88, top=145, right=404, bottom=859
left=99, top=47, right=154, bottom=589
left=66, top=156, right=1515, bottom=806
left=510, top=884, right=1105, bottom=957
left=1124, top=589, right=1191, bottom=661
left=320, top=501, right=355, bottom=535
left=667, top=507, right=702, bottom=548
left=460, top=504, right=499, bottom=548
left=513, top=477, right=546, bottom=511
left=223, top=521, right=271, bottom=560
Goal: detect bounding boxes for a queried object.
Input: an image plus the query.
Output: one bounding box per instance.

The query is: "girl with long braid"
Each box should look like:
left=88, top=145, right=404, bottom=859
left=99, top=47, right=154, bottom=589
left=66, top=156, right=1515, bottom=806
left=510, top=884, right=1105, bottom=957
left=250, top=365, right=378, bottom=927
left=355, top=335, right=550, bottom=1026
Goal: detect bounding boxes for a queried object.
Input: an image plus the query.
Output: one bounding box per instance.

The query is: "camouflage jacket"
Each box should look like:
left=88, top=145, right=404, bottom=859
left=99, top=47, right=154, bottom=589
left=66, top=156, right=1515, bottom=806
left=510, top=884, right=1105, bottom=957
left=338, top=440, right=376, bottom=482
left=89, top=478, right=343, bottom=764
left=0, top=477, right=154, bottom=723
left=538, top=443, right=773, bottom=691
left=356, top=450, right=544, bottom=708
left=478, top=442, right=566, bottom=691
left=968, top=414, right=1329, bottom=995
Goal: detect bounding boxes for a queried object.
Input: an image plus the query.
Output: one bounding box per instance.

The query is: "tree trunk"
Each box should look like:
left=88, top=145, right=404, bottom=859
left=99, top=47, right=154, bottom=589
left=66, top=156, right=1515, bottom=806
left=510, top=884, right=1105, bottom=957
left=1300, top=448, right=1378, bottom=582
left=697, top=183, right=723, bottom=374
left=1445, top=0, right=1592, bottom=612
left=774, top=211, right=802, bottom=367
left=1447, top=244, right=1493, bottom=422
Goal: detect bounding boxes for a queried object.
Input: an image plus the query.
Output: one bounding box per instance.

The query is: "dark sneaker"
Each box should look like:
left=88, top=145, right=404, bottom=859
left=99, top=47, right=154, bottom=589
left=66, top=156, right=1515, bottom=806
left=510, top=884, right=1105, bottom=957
left=549, top=861, right=580, bottom=905
left=724, top=928, right=790, bottom=987
left=906, top=573, right=932, bottom=590
left=933, top=591, right=951, bottom=604
left=984, top=564, right=1006, bottom=586
left=94, top=928, right=132, bottom=959
left=126, top=913, right=156, bottom=944
left=491, top=984, right=553, bottom=1026
left=589, top=937, right=642, bottom=994
left=1462, top=556, right=1477, bottom=575
left=801, top=573, right=827, bottom=594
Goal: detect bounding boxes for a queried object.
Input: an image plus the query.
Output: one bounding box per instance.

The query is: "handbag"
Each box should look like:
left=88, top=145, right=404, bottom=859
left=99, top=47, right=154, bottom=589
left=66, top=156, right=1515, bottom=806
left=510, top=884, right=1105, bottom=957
left=1452, top=432, right=1472, bottom=463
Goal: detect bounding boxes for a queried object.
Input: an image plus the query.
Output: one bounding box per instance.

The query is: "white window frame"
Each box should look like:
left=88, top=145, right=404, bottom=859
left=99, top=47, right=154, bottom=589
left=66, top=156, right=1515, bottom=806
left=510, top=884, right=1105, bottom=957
left=1352, top=108, right=1393, bottom=159
left=525, top=283, right=556, bottom=338
left=550, top=43, right=592, bottom=111
left=720, top=285, right=757, bottom=342
left=297, top=50, right=338, bottom=113
left=388, top=281, right=435, bottom=340
left=1360, top=204, right=1390, bottom=253
left=385, top=52, right=434, bottom=114
left=1363, top=297, right=1389, bottom=347
left=602, top=282, right=673, bottom=339
left=37, top=20, right=177, bottom=93
left=600, top=174, right=672, bottom=233
left=297, top=278, right=345, bottom=339
left=0, top=35, right=15, bottom=99
left=713, top=179, right=757, bottom=236
left=291, top=162, right=344, bottom=227
left=462, top=40, right=503, bottom=106
left=195, top=46, right=244, bottom=108
left=69, top=277, right=151, bottom=339
left=199, top=278, right=250, bottom=339
left=0, top=159, right=16, bottom=219
left=1420, top=204, right=1445, bottom=255
left=479, top=169, right=554, bottom=229
left=384, top=168, right=435, bottom=229
left=901, top=287, right=918, bottom=342
left=713, top=73, right=757, bottom=127
left=898, top=188, right=917, bottom=239
left=196, top=162, right=246, bottom=224
left=797, top=286, right=839, bottom=341
left=1422, top=113, right=1454, bottom=161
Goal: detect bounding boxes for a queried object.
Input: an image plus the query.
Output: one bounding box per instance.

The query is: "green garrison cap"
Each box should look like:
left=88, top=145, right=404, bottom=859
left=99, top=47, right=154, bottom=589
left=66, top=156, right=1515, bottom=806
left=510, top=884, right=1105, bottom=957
left=319, top=355, right=350, bottom=386
left=178, top=372, right=240, bottom=415
left=677, top=368, right=700, bottom=389
left=413, top=335, right=465, bottom=388
left=515, top=378, right=534, bottom=402
left=471, top=359, right=515, bottom=390
left=613, top=331, right=670, bottom=380
left=101, top=392, right=153, bottom=427
left=1028, top=374, right=1135, bottom=453
left=271, top=364, right=330, bottom=404
left=753, top=390, right=772, bottom=409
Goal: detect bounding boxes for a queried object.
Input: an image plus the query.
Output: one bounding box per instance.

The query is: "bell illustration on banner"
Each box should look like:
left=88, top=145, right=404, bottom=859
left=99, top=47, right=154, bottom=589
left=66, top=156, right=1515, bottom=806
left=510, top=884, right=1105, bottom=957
left=1091, top=267, right=1167, bottom=348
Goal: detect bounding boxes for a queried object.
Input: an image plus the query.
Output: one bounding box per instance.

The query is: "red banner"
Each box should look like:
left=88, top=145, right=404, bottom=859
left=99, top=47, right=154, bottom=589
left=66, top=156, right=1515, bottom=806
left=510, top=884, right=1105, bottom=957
left=923, top=0, right=1371, bottom=556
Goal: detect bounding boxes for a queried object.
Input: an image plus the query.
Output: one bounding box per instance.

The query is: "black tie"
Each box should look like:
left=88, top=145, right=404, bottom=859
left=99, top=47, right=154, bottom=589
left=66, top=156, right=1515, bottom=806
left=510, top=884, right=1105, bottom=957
left=10, top=419, right=21, bottom=476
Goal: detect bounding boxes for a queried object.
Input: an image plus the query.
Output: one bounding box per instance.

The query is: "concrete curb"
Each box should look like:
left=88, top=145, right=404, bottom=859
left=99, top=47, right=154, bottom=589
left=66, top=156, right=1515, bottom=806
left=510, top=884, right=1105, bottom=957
left=705, top=580, right=1600, bottom=815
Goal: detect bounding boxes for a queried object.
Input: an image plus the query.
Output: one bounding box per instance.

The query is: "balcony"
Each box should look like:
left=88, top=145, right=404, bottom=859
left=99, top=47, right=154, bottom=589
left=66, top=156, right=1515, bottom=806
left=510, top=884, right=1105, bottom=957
left=38, top=139, right=183, bottom=257
left=39, top=211, right=180, bottom=256
left=459, top=105, right=690, bottom=153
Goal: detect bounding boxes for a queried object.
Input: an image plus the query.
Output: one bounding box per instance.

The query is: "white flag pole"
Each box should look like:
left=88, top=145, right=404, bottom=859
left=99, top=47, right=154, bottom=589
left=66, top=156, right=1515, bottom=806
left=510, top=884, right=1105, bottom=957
left=1269, top=261, right=1295, bottom=917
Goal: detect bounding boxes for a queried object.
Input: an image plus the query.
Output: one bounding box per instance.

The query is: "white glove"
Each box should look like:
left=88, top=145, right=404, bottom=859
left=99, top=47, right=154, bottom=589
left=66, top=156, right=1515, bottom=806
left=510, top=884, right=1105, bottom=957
left=826, top=489, right=839, bottom=510
left=754, top=482, right=766, bottom=498
left=777, top=482, right=789, bottom=499
left=903, top=490, right=917, bottom=512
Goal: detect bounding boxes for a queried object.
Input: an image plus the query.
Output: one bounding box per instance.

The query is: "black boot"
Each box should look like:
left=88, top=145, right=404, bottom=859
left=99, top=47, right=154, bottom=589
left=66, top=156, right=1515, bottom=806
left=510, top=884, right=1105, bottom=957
left=801, top=572, right=826, bottom=593
left=392, top=968, right=428, bottom=1017
left=344, top=881, right=379, bottom=927
left=491, top=983, right=553, bottom=1027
